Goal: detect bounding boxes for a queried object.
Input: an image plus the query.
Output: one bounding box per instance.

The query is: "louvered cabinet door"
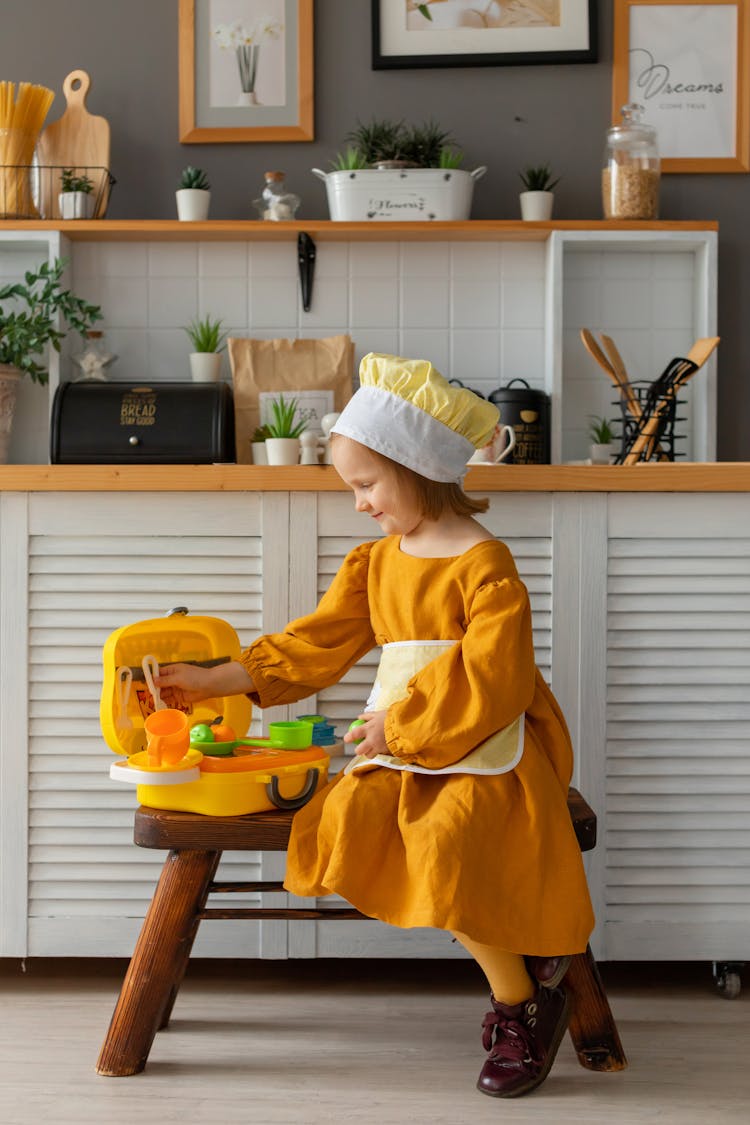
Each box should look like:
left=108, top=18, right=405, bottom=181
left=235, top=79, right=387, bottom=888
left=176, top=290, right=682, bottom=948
left=285, top=493, right=555, bottom=958
left=605, top=495, right=750, bottom=961
left=21, top=492, right=269, bottom=957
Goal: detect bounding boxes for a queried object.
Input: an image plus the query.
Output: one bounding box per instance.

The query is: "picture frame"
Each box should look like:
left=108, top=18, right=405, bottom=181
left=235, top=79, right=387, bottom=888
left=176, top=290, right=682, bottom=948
left=178, top=0, right=314, bottom=143
left=612, top=0, right=750, bottom=172
left=371, top=0, right=597, bottom=69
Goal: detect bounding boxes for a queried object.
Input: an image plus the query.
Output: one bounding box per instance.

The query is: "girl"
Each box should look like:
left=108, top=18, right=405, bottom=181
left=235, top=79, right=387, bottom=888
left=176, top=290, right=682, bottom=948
left=156, top=353, right=594, bottom=1099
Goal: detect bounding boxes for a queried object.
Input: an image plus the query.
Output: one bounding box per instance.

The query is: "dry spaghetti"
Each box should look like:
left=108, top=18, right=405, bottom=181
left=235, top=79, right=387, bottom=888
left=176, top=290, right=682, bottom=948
left=0, top=81, right=54, bottom=217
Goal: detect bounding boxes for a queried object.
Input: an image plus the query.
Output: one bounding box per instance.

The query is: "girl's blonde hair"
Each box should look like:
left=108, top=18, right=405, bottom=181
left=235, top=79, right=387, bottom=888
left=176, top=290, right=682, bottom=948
left=331, top=433, right=488, bottom=517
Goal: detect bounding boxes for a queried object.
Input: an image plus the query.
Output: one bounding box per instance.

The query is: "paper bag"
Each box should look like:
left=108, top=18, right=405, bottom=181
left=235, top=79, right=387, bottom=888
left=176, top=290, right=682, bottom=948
left=229, top=335, right=355, bottom=464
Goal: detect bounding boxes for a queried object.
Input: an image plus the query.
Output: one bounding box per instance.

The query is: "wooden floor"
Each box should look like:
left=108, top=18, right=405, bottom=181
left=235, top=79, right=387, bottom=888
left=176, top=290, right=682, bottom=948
left=0, top=958, right=746, bottom=1125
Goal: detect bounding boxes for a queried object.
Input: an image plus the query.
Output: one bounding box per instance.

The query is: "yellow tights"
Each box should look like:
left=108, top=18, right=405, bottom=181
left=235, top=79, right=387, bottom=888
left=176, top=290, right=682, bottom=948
left=452, top=932, right=534, bottom=1006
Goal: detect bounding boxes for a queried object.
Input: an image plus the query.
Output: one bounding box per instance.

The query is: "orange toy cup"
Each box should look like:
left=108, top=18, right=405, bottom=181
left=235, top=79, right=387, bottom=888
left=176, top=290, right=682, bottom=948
left=144, top=708, right=191, bottom=767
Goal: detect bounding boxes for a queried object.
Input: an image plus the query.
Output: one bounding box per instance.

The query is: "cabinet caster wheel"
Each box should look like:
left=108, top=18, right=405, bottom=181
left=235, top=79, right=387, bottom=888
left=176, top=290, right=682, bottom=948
left=712, top=962, right=743, bottom=999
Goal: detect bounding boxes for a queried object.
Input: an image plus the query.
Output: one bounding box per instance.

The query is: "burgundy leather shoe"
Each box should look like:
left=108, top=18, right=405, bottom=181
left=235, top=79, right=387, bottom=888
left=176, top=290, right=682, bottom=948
left=477, top=984, right=569, bottom=1098
left=525, top=954, right=572, bottom=990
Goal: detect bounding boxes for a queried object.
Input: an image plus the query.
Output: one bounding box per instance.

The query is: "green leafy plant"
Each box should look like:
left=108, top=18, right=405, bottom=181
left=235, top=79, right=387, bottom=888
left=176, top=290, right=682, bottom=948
left=179, top=165, right=210, bottom=191
left=589, top=415, right=615, bottom=444
left=60, top=168, right=94, bottom=194
left=0, top=258, right=102, bottom=384
left=252, top=424, right=272, bottom=442
left=184, top=315, right=226, bottom=353
left=333, top=118, right=462, bottom=170
left=266, top=394, right=307, bottom=439
left=520, top=164, right=560, bottom=192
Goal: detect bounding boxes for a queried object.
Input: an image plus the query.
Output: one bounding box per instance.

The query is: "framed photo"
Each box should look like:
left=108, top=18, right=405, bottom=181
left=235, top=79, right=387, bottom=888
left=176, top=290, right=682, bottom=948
left=612, top=0, right=750, bottom=172
left=179, top=0, right=314, bottom=142
left=371, top=0, right=597, bottom=69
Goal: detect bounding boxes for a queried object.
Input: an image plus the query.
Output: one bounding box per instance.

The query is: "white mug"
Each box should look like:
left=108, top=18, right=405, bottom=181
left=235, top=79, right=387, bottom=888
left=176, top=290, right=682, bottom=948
left=468, top=424, right=516, bottom=465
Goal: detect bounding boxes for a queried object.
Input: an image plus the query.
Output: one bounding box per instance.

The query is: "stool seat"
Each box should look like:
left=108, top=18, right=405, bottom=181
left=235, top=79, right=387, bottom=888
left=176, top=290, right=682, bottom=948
left=96, top=786, right=626, bottom=1078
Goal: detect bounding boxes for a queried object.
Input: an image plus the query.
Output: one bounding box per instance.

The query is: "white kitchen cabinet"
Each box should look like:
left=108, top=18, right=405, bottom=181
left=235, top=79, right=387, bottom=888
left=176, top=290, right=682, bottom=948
left=1, top=479, right=748, bottom=965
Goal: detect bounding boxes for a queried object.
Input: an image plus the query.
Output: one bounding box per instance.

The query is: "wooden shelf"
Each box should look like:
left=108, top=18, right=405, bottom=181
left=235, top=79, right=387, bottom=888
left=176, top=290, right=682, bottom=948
left=0, top=218, right=720, bottom=242
left=0, top=463, right=746, bottom=492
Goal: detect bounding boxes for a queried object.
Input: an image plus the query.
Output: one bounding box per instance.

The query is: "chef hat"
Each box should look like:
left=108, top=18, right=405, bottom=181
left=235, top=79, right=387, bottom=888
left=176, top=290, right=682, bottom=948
left=331, top=353, right=499, bottom=483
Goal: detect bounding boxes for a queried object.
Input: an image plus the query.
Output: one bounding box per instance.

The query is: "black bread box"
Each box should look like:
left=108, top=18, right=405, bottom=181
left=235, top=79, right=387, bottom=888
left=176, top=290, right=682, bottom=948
left=50, top=381, right=235, bottom=464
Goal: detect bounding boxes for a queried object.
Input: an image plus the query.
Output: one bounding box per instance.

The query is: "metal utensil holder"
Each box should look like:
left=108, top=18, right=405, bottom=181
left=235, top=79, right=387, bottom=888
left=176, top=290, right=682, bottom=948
left=613, top=381, right=686, bottom=463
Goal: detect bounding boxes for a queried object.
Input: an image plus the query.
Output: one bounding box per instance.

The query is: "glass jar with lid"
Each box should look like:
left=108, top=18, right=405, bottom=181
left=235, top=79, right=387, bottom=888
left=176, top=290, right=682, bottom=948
left=253, top=171, right=301, bottom=221
left=71, top=329, right=117, bottom=381
left=602, top=103, right=660, bottom=220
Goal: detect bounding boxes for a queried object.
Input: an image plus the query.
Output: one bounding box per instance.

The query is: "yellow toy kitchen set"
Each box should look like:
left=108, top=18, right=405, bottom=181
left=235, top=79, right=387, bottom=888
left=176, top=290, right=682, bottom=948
left=101, top=608, right=329, bottom=816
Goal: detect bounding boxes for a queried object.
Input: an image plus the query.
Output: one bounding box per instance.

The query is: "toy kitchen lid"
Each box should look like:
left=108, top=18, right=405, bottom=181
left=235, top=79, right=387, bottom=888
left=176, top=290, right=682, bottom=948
left=100, top=606, right=253, bottom=763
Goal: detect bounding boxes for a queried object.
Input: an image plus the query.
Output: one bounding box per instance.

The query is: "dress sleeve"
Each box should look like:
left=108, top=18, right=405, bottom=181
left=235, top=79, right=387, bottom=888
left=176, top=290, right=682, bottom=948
left=383, top=576, right=536, bottom=769
left=240, top=541, right=376, bottom=708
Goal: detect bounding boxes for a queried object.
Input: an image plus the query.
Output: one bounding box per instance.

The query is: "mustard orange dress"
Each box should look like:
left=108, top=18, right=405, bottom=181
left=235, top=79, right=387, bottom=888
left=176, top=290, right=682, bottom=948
left=241, top=536, right=594, bottom=954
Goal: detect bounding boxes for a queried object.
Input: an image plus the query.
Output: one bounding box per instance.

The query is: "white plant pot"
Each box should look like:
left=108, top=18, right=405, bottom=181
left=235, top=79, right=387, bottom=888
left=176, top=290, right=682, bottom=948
left=312, top=167, right=487, bottom=222
left=265, top=437, right=300, bottom=466
left=59, top=191, right=94, bottom=220
left=189, top=352, right=222, bottom=383
left=590, top=442, right=616, bottom=465
left=520, top=191, right=554, bottom=221
left=176, top=188, right=211, bottom=221
left=251, top=441, right=269, bottom=465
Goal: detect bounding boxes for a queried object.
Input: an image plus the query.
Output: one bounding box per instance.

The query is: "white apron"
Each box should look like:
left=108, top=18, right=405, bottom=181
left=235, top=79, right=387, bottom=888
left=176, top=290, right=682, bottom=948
left=344, top=640, right=524, bottom=777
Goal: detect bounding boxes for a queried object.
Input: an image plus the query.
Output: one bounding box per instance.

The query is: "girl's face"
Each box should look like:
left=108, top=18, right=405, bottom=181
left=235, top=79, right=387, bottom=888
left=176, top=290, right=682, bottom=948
left=332, top=437, right=424, bottom=537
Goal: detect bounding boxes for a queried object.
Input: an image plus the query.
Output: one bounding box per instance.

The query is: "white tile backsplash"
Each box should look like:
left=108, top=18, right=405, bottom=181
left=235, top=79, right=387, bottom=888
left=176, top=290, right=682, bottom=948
left=452, top=279, right=501, bottom=328
left=199, top=277, right=248, bottom=325
left=64, top=236, right=701, bottom=464
left=401, top=276, right=450, bottom=327
left=148, top=243, right=198, bottom=277
left=148, top=277, right=198, bottom=328
left=249, top=277, right=298, bottom=328
left=350, top=278, right=398, bottom=328
left=198, top=243, right=248, bottom=277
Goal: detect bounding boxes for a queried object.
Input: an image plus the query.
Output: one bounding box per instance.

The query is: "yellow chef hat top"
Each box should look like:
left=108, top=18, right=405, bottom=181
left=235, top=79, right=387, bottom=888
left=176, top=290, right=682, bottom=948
left=331, top=353, right=499, bottom=483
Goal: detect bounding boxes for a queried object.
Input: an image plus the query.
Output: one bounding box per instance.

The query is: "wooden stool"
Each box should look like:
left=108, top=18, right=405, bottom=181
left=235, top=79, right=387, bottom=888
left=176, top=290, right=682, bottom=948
left=96, top=787, right=627, bottom=1077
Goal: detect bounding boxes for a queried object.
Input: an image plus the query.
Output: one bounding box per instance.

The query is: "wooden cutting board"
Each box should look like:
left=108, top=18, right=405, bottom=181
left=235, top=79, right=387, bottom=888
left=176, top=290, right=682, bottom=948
left=36, top=69, right=111, bottom=219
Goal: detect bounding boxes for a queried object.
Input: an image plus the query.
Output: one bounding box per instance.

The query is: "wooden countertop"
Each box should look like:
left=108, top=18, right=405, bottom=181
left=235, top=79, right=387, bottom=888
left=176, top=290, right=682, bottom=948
left=1, top=464, right=749, bottom=492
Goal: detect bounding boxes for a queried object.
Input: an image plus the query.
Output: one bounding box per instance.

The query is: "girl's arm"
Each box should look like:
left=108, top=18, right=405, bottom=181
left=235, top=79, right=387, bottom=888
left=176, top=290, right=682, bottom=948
left=155, top=660, right=254, bottom=706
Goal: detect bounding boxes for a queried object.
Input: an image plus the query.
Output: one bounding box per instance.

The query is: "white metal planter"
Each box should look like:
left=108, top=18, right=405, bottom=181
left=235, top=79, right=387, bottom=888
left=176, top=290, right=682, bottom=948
left=312, top=166, right=487, bottom=222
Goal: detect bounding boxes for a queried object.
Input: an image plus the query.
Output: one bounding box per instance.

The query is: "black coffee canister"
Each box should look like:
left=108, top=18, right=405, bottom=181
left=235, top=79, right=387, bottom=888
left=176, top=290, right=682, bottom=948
left=488, top=379, right=550, bottom=464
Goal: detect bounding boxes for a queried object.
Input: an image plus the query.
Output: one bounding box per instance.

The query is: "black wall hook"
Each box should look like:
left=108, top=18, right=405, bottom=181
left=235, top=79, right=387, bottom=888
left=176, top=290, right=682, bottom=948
left=298, top=232, right=316, bottom=312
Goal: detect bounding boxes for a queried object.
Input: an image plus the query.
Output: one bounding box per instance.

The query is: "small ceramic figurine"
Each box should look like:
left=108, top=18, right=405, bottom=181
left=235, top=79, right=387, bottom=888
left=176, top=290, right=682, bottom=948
left=320, top=412, right=341, bottom=465
left=299, top=430, right=321, bottom=465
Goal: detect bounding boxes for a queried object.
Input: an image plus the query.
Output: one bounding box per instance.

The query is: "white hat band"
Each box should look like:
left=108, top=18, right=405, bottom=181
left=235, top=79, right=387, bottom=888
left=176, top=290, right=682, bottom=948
left=330, top=385, right=474, bottom=483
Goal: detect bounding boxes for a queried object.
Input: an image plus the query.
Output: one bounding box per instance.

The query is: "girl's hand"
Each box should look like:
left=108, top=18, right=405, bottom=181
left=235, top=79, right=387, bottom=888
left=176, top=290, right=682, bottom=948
left=155, top=660, right=255, bottom=707
left=344, top=710, right=387, bottom=759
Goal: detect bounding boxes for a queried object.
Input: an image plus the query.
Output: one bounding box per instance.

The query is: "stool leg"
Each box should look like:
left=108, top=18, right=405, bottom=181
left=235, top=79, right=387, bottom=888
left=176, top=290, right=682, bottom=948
left=96, top=848, right=220, bottom=1076
left=565, top=945, right=628, bottom=1072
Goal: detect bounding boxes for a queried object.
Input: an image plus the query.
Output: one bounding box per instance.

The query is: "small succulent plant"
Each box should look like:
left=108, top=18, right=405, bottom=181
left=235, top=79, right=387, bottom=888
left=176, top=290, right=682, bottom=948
left=589, top=415, right=615, bottom=444
left=179, top=165, right=210, bottom=191
left=60, top=168, right=94, bottom=194
left=266, top=394, right=308, bottom=439
left=519, top=164, right=560, bottom=192
left=183, top=314, right=226, bottom=353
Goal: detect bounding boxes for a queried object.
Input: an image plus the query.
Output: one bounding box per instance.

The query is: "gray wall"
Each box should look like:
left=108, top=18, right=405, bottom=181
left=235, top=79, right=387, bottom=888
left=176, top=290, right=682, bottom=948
left=1, top=1, right=746, bottom=458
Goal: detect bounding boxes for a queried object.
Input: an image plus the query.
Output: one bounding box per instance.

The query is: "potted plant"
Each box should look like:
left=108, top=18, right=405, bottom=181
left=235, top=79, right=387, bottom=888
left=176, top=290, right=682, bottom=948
left=183, top=314, right=226, bottom=382
left=264, top=394, right=307, bottom=465
left=176, top=166, right=211, bottom=221
left=519, top=164, right=560, bottom=221
left=0, top=257, right=102, bottom=462
left=589, top=415, right=617, bottom=464
left=312, top=118, right=486, bottom=221
left=59, top=168, right=95, bottom=220
left=250, top=423, right=271, bottom=465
